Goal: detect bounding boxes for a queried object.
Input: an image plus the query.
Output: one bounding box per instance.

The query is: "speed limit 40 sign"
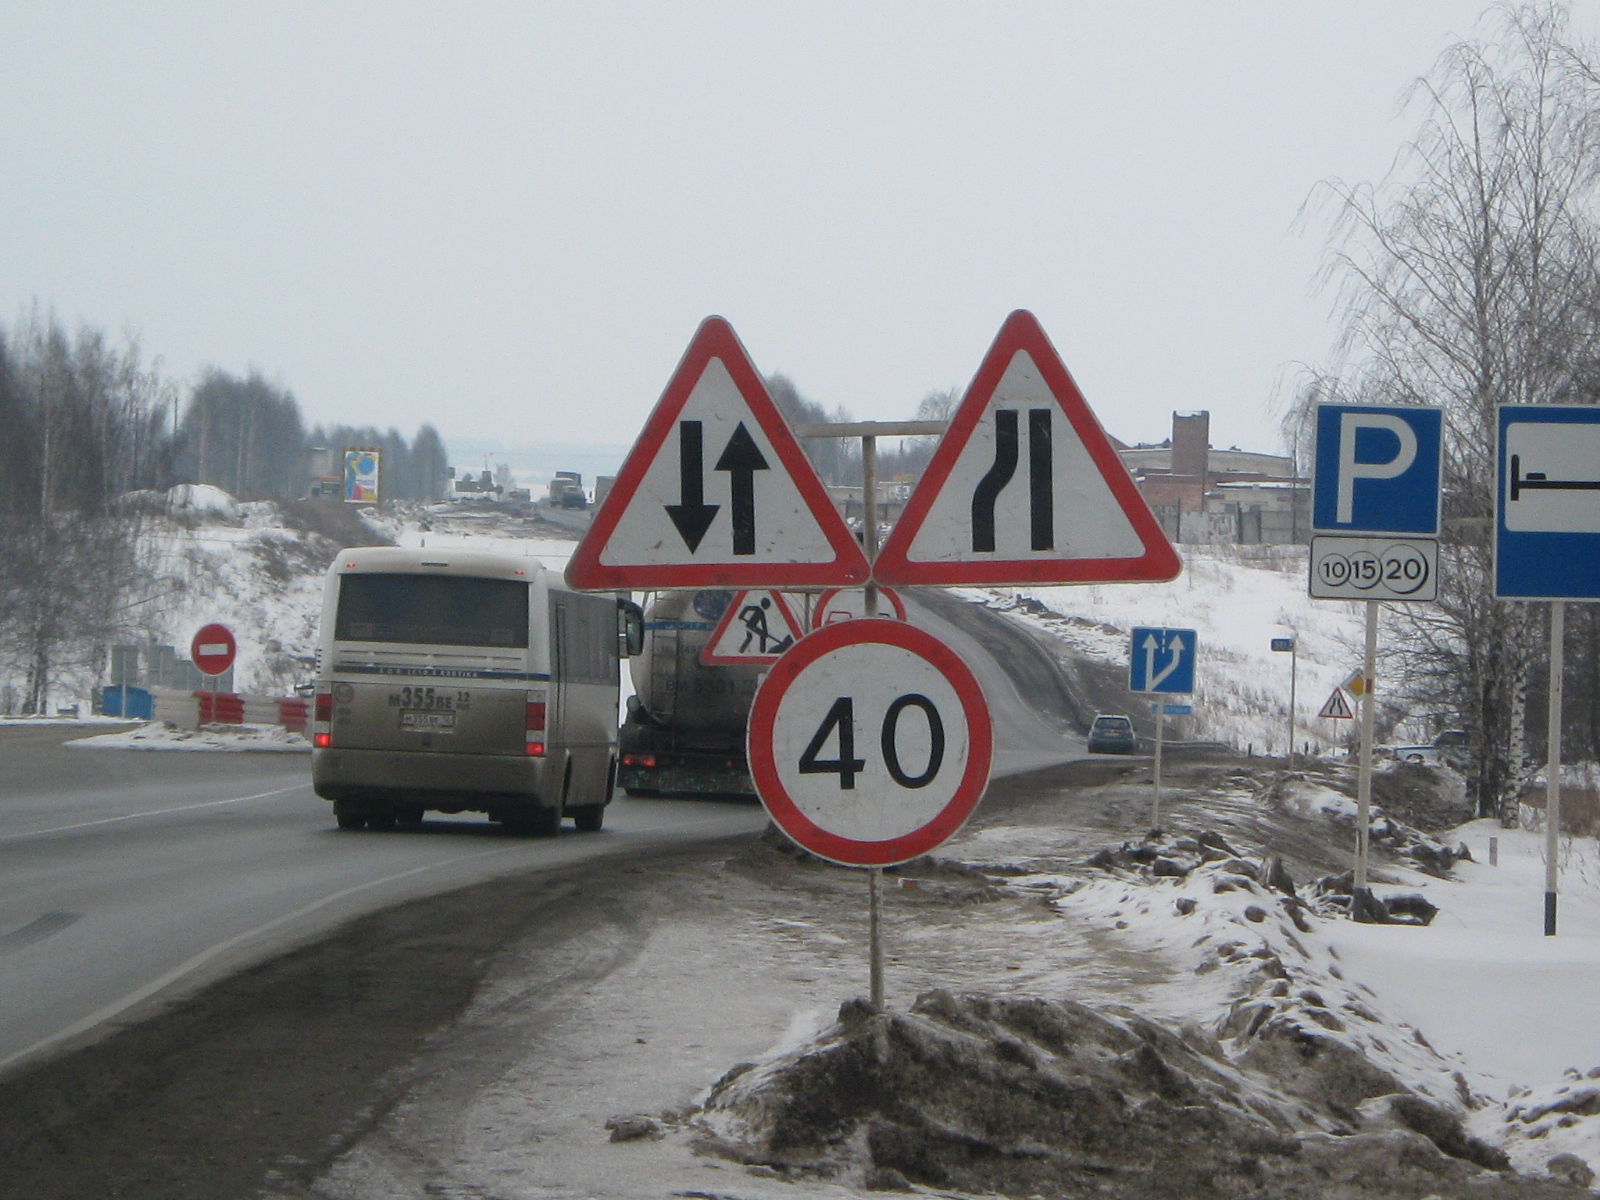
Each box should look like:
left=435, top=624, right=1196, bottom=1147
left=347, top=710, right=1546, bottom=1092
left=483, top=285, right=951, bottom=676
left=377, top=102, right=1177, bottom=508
left=1309, top=535, right=1438, bottom=602
left=747, top=620, right=993, bottom=866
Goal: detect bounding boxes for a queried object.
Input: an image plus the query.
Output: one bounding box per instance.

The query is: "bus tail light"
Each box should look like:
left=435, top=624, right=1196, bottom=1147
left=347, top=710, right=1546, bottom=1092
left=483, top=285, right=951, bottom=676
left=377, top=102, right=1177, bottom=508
left=525, top=690, right=546, bottom=757
left=313, top=684, right=333, bottom=748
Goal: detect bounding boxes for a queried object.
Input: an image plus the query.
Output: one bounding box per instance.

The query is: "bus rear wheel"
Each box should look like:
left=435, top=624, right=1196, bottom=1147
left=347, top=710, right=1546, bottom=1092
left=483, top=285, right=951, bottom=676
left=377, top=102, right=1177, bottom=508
left=569, top=805, right=604, bottom=832
left=334, top=801, right=367, bottom=831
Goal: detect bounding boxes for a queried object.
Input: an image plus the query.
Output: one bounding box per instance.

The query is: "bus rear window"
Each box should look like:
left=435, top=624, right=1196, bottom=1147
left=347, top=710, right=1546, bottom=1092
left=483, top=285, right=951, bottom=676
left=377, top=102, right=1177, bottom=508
left=335, top=574, right=529, bottom=648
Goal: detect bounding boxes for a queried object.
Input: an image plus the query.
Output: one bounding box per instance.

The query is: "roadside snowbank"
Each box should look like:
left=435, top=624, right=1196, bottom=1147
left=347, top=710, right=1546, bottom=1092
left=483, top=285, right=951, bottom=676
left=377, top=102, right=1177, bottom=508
left=68, top=721, right=311, bottom=753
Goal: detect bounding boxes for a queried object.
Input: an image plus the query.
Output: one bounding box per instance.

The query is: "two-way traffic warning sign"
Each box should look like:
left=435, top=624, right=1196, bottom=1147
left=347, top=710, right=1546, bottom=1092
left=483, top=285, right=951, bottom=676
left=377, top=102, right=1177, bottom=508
left=1319, top=688, right=1355, bottom=720
left=565, top=318, right=871, bottom=591
left=700, top=590, right=807, bottom=665
left=873, top=310, right=1180, bottom=587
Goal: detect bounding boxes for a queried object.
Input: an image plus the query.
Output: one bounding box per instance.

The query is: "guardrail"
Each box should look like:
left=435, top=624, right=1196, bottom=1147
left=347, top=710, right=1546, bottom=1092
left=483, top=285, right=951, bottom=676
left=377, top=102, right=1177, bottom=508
left=144, top=687, right=308, bottom=732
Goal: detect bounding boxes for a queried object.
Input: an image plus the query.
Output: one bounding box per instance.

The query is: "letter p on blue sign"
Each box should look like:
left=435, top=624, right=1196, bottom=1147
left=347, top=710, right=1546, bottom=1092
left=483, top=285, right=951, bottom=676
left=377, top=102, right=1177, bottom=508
left=1312, top=404, right=1442, bottom=535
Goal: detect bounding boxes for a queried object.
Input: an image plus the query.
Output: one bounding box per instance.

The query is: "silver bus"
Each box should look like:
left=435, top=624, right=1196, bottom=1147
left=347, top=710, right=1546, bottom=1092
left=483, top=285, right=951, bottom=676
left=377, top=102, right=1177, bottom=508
left=311, top=547, right=642, bottom=835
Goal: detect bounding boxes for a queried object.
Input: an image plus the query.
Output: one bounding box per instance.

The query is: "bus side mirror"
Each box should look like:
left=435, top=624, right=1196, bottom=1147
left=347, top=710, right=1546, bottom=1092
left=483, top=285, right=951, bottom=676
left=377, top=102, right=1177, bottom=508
left=618, top=599, right=645, bottom=657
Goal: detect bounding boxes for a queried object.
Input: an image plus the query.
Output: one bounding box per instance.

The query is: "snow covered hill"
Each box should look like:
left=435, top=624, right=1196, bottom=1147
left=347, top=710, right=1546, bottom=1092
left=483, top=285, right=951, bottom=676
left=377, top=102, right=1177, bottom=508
left=963, top=543, right=1371, bottom=757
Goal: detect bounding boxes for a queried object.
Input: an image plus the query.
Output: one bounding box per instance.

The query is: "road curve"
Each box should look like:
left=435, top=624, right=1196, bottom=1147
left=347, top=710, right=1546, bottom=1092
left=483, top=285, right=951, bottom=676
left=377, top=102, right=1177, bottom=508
left=0, top=593, right=1086, bottom=1077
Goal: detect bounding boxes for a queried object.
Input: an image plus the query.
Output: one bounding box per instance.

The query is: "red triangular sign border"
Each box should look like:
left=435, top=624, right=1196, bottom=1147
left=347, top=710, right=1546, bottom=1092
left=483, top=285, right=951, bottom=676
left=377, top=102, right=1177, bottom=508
left=700, top=590, right=807, bottom=665
left=565, top=317, right=871, bottom=591
left=872, top=310, right=1180, bottom=587
left=1319, top=688, right=1355, bottom=719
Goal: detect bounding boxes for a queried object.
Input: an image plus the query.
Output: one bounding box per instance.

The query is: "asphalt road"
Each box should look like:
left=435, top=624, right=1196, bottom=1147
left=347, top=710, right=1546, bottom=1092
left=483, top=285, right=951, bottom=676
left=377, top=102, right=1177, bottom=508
left=0, top=725, right=767, bottom=1075
left=0, top=594, right=1087, bottom=1080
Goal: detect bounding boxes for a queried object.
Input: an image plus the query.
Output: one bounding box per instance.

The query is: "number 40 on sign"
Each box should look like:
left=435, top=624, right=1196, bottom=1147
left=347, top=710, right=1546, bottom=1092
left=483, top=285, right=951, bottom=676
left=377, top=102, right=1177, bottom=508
left=746, top=621, right=994, bottom=867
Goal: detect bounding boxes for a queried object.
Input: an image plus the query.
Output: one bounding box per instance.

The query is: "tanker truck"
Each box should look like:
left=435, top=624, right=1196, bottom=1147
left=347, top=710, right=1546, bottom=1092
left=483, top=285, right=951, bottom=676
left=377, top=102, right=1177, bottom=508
left=617, top=589, right=766, bottom=796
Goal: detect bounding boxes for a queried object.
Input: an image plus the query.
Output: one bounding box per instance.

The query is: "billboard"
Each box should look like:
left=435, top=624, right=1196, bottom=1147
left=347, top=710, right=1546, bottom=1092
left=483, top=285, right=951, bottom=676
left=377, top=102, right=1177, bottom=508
left=343, top=449, right=380, bottom=504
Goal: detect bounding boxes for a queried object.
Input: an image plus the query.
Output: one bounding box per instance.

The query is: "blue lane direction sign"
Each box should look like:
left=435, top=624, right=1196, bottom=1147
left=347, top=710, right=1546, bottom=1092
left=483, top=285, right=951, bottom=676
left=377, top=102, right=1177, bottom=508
left=1312, top=404, right=1443, bottom=535
left=1129, top=627, right=1196, bottom=695
left=1496, top=405, right=1600, bottom=600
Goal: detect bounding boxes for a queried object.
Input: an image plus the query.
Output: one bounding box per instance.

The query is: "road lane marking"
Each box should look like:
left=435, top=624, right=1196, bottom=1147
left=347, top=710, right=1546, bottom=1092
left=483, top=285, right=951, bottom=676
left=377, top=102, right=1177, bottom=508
left=0, top=911, right=81, bottom=953
left=0, top=808, right=755, bottom=1075
left=0, top=783, right=310, bottom=843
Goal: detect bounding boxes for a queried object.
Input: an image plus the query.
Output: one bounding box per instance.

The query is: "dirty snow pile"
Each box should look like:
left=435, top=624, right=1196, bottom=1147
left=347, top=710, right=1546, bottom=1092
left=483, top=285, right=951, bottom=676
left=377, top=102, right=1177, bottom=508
left=668, top=757, right=1600, bottom=1196
left=69, top=721, right=311, bottom=753
left=692, top=987, right=1538, bottom=1199
left=961, top=543, right=1368, bottom=757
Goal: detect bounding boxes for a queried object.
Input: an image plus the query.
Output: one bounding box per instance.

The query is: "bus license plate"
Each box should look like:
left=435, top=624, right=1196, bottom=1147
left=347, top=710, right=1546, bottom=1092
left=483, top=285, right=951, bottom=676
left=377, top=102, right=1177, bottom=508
left=400, top=711, right=456, bottom=732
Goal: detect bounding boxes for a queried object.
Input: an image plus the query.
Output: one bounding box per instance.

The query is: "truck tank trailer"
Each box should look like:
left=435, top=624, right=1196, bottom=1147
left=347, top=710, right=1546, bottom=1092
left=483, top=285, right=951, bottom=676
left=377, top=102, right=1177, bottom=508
left=617, top=589, right=774, bottom=796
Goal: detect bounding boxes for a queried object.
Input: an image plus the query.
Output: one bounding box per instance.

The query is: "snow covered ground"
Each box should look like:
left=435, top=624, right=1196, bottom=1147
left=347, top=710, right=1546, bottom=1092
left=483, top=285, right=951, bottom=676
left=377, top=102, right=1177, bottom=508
left=22, top=494, right=1600, bottom=1189
left=70, top=721, right=311, bottom=753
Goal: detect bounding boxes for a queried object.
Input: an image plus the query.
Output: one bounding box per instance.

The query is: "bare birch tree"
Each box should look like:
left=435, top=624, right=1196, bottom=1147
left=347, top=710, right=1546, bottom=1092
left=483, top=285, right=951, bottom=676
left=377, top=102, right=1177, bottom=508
left=1290, top=2, right=1600, bottom=816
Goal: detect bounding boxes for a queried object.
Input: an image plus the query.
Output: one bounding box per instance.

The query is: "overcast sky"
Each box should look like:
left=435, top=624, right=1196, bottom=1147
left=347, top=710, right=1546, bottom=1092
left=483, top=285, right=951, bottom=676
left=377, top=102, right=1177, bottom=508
left=6, top=2, right=1598, bottom=458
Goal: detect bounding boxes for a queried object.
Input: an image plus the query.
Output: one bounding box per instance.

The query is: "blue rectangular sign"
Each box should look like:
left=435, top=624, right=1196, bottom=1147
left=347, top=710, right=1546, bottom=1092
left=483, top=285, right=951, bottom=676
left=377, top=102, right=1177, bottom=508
left=1153, top=703, right=1192, bottom=715
left=1312, top=404, right=1442, bottom=535
left=1129, top=626, right=1196, bottom=695
left=1496, top=405, right=1600, bottom=600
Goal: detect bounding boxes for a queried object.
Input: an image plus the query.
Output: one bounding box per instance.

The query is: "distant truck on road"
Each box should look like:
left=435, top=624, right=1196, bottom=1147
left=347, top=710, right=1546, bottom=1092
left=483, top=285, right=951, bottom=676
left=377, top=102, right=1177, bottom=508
left=547, top=472, right=587, bottom=509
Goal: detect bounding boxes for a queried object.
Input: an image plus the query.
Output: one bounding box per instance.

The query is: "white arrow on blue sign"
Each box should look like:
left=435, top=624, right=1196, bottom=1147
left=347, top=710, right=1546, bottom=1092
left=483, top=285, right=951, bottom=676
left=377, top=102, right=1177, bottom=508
left=1129, top=627, right=1196, bottom=695
left=1496, top=404, right=1600, bottom=600
left=1312, top=404, right=1443, bottom=535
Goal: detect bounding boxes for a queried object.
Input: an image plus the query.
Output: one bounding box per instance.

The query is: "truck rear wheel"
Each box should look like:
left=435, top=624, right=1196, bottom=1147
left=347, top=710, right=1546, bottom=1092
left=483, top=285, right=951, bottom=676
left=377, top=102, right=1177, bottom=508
left=333, top=801, right=367, bottom=831
left=570, top=805, right=604, bottom=832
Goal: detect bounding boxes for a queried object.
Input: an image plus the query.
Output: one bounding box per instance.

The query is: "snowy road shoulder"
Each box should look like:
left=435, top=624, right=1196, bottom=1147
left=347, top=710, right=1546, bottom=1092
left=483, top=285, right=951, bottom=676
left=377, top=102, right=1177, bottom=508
left=68, top=722, right=312, bottom=753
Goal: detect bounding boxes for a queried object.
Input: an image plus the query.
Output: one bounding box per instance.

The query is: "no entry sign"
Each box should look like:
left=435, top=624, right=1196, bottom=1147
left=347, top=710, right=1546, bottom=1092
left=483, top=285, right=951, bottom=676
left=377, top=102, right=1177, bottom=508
left=190, top=623, right=236, bottom=677
left=747, top=620, right=993, bottom=867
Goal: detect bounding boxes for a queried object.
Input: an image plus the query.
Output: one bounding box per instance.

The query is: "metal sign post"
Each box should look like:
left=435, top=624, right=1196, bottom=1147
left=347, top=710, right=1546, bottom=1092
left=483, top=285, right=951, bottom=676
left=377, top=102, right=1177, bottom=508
left=1353, top=602, right=1379, bottom=923
left=747, top=620, right=994, bottom=1006
left=1271, top=637, right=1297, bottom=768
left=1547, top=601, right=1565, bottom=936
left=1311, top=403, right=1443, bottom=921
left=1494, top=405, right=1600, bottom=935
left=1152, top=703, right=1165, bottom=830
left=795, top=419, right=946, bottom=1009
left=1128, top=627, right=1196, bottom=833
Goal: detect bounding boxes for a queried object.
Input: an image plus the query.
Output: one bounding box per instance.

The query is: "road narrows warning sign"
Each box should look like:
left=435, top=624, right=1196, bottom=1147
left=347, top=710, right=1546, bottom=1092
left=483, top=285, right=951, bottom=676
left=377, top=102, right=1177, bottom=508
left=872, top=310, right=1179, bottom=587
left=565, top=317, right=870, bottom=591
left=748, top=620, right=993, bottom=867
left=1319, top=689, right=1355, bottom=720
left=700, top=590, right=807, bottom=665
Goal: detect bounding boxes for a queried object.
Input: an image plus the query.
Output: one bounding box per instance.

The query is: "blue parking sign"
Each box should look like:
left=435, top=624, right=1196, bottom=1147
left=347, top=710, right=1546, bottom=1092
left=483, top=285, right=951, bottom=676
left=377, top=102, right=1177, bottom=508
left=1312, top=404, right=1442, bottom=535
